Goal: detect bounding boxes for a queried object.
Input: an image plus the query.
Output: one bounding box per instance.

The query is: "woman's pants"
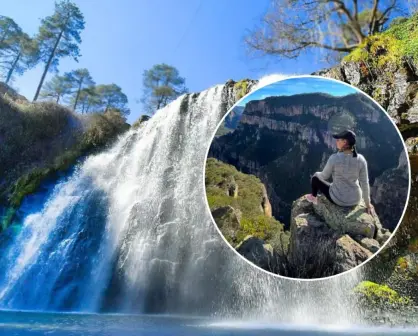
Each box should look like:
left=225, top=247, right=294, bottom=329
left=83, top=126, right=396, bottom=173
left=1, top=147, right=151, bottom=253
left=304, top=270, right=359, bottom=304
left=311, top=176, right=335, bottom=204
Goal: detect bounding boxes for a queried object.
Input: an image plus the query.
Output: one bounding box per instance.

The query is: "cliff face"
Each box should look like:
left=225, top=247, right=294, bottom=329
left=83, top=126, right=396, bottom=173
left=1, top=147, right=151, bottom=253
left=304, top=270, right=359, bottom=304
left=209, top=93, right=407, bottom=230
left=313, top=60, right=418, bottom=129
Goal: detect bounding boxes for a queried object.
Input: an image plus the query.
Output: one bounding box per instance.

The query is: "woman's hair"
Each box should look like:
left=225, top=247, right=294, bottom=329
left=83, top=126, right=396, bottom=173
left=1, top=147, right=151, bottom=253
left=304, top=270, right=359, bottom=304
left=351, top=144, right=358, bottom=158
left=341, top=140, right=358, bottom=157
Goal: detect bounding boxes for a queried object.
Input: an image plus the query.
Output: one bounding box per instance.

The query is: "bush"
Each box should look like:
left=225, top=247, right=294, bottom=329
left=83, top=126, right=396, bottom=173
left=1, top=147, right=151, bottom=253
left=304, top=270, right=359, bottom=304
left=0, top=92, right=129, bottom=229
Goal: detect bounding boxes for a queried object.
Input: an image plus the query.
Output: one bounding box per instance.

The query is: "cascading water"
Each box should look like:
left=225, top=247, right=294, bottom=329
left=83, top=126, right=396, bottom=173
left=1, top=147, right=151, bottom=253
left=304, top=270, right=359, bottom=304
left=0, top=80, right=366, bottom=325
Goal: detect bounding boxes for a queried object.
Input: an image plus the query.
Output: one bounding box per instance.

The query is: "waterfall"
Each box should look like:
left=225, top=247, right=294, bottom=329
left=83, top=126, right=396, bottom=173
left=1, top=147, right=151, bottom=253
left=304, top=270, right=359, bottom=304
left=0, top=81, right=365, bottom=325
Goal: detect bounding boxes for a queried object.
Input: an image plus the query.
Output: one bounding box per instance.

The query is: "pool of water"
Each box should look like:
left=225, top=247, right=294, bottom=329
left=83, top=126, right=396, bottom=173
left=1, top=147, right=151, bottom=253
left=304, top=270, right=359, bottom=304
left=1, top=310, right=418, bottom=336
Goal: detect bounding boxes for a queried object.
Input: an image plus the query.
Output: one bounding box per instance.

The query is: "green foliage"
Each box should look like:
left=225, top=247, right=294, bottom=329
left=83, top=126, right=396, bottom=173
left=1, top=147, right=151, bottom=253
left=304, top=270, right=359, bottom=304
left=353, top=281, right=412, bottom=306
left=344, top=13, right=418, bottom=68
left=205, top=158, right=284, bottom=245
left=76, top=85, right=100, bottom=113
left=94, top=84, right=130, bottom=116
left=40, top=74, right=73, bottom=103
left=0, top=95, right=128, bottom=229
left=234, top=79, right=249, bottom=100
left=142, top=63, right=188, bottom=114
left=237, top=215, right=282, bottom=242
left=9, top=168, right=52, bottom=207
left=34, top=0, right=85, bottom=101
left=65, top=68, right=95, bottom=110
left=0, top=15, right=39, bottom=84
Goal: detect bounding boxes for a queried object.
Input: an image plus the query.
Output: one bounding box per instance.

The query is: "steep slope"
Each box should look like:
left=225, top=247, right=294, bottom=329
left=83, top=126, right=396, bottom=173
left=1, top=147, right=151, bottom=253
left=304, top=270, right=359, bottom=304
left=0, top=89, right=130, bottom=232
left=205, top=157, right=286, bottom=248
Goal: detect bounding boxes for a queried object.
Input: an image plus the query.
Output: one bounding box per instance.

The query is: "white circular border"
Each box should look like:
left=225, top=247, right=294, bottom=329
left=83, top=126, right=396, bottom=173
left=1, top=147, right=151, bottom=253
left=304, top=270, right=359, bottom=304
left=202, top=74, right=412, bottom=282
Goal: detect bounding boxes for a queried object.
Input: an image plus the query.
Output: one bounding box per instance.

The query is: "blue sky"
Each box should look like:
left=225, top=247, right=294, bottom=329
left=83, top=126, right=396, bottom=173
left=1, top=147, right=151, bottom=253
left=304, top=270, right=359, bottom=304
left=238, top=77, right=358, bottom=106
left=3, top=1, right=340, bottom=123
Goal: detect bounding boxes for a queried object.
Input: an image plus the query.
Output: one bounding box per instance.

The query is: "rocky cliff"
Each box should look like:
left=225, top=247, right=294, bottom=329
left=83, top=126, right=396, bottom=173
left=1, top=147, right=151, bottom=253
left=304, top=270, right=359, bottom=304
left=209, top=93, right=407, bottom=230
left=205, top=156, right=392, bottom=278
left=288, top=194, right=390, bottom=278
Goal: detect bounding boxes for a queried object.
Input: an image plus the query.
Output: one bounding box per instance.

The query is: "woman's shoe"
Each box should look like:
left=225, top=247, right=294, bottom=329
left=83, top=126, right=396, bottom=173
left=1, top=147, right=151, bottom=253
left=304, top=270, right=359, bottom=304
left=306, top=194, right=318, bottom=205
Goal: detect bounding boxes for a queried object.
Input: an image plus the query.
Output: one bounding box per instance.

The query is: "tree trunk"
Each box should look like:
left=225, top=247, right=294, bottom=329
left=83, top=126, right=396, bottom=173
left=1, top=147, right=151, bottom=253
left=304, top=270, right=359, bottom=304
left=5, top=51, right=21, bottom=84
left=33, top=29, right=64, bottom=102
left=56, top=94, right=60, bottom=104
left=73, top=80, right=83, bottom=110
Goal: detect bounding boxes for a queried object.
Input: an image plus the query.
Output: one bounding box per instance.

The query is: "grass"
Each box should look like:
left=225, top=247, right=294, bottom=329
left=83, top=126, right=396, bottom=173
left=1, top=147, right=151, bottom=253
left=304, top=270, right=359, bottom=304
left=205, top=157, right=284, bottom=246
left=0, top=94, right=129, bottom=230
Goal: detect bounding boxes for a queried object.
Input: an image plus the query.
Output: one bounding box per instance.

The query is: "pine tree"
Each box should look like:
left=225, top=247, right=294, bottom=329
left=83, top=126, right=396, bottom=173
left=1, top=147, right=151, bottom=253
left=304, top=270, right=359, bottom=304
left=33, top=0, right=85, bottom=101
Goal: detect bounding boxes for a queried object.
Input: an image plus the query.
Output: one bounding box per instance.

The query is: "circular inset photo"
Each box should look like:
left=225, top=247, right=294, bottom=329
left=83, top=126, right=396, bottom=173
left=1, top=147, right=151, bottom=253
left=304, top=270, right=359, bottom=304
left=204, top=75, right=411, bottom=280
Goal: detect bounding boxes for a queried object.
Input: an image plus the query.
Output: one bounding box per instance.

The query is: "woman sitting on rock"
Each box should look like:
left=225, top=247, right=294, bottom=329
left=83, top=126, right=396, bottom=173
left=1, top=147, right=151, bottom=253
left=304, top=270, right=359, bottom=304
left=306, top=129, right=374, bottom=215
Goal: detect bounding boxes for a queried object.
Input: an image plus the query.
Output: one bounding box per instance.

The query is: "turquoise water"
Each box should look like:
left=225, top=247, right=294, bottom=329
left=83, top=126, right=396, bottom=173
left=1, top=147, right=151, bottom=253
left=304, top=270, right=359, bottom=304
left=0, top=311, right=418, bottom=336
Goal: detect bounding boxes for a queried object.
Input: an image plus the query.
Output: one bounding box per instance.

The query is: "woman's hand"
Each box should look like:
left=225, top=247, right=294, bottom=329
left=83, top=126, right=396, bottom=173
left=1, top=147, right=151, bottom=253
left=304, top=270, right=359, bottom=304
left=366, top=204, right=375, bottom=215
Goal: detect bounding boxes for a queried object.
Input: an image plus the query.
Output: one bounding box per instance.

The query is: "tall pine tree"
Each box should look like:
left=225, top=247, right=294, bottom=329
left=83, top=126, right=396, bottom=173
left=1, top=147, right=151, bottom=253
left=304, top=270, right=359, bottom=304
left=33, top=0, right=85, bottom=101
left=65, top=68, right=94, bottom=110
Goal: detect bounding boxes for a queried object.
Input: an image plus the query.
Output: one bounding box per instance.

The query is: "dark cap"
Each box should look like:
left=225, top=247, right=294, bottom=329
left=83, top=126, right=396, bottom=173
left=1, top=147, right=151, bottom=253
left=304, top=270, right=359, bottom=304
left=332, top=129, right=356, bottom=145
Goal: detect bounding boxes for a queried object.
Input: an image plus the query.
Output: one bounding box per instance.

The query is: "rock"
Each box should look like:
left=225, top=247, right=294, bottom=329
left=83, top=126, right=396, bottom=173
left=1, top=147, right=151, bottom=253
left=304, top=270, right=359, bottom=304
left=335, top=235, right=373, bottom=273
left=235, top=235, right=278, bottom=273
left=226, top=176, right=238, bottom=198
left=288, top=197, right=339, bottom=277
left=211, top=206, right=241, bottom=242
left=353, top=281, right=413, bottom=309
left=371, top=152, right=409, bottom=231
left=313, top=195, right=379, bottom=238
left=286, top=195, right=387, bottom=278
left=376, top=230, right=392, bottom=245
left=261, top=184, right=272, bottom=217
left=385, top=252, right=418, bottom=303
left=354, top=236, right=381, bottom=253
left=132, top=114, right=151, bottom=128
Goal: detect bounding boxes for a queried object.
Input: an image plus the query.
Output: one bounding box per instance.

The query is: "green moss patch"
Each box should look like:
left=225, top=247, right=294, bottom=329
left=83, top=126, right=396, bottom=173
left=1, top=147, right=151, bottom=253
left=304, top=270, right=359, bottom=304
left=234, top=79, right=250, bottom=101
left=344, top=14, right=418, bottom=69
left=354, top=281, right=412, bottom=306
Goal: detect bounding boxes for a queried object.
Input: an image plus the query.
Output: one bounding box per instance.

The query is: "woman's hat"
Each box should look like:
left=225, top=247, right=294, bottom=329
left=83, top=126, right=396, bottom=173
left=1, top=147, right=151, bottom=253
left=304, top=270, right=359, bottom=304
left=332, top=129, right=356, bottom=145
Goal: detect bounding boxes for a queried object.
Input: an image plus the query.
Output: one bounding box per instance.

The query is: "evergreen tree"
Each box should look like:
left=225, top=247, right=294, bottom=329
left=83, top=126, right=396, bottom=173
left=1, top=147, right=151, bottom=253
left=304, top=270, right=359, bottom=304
left=40, top=74, right=73, bottom=103
left=65, top=68, right=94, bottom=110
left=33, top=0, right=85, bottom=101
left=141, top=63, right=187, bottom=114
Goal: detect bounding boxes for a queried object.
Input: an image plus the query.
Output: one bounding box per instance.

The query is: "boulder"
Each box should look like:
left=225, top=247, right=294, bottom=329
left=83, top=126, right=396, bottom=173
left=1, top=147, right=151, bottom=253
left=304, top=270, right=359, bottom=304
left=211, top=206, right=241, bottom=242
left=371, top=151, right=409, bottom=231
left=354, top=236, right=381, bottom=253
left=261, top=184, right=272, bottom=217
left=288, top=208, right=338, bottom=278
left=335, top=235, right=373, bottom=273
left=286, top=195, right=392, bottom=278
left=235, top=235, right=278, bottom=273
left=312, top=195, right=379, bottom=238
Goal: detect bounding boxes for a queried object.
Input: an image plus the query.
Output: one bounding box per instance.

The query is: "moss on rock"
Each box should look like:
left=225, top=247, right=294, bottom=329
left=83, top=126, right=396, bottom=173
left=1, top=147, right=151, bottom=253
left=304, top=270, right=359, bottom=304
left=205, top=158, right=284, bottom=246
left=234, top=79, right=250, bottom=101
left=354, top=281, right=412, bottom=307
left=344, top=14, right=418, bottom=70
